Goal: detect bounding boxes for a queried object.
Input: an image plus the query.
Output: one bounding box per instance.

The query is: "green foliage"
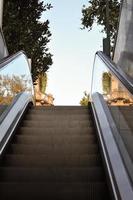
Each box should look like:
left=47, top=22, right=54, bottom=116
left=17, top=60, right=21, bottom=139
left=81, top=0, right=120, bottom=47
left=80, top=91, right=90, bottom=106
left=102, top=72, right=111, bottom=94
left=3, top=0, right=53, bottom=82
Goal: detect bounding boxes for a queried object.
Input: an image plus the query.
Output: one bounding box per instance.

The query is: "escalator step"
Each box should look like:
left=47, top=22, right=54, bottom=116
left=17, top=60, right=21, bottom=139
left=29, top=108, right=90, bottom=114
left=13, top=134, right=97, bottom=145
left=9, top=143, right=98, bottom=155
left=29, top=109, right=90, bottom=114
left=22, top=119, right=93, bottom=128
left=0, top=167, right=104, bottom=182
left=0, top=106, right=110, bottom=199
left=32, top=106, right=89, bottom=110
left=25, top=113, right=91, bottom=120
left=18, top=127, right=95, bottom=136
left=0, top=182, right=109, bottom=200
left=2, top=154, right=101, bottom=168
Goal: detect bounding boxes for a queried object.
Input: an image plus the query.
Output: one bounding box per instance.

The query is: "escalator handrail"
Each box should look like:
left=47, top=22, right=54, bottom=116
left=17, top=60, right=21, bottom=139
left=0, top=92, right=33, bottom=156
left=97, top=51, right=133, bottom=96
left=0, top=50, right=35, bottom=155
left=91, top=93, right=133, bottom=200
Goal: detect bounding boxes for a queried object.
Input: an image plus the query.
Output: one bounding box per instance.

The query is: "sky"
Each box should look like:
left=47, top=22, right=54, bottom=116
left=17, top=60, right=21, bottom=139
left=41, top=0, right=104, bottom=105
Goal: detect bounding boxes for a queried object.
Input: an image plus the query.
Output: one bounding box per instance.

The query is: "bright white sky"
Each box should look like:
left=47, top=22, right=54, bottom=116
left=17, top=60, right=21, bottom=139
left=42, top=0, right=104, bottom=105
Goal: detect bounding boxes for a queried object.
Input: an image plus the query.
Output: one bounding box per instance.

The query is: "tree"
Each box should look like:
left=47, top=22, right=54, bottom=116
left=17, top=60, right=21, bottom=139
left=3, top=0, right=52, bottom=82
left=80, top=91, right=90, bottom=106
left=81, top=0, right=120, bottom=50
left=102, top=72, right=111, bottom=94
left=38, top=72, right=47, bottom=94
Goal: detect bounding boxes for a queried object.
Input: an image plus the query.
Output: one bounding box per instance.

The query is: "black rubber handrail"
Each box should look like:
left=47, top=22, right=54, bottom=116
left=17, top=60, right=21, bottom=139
left=97, top=51, right=133, bottom=95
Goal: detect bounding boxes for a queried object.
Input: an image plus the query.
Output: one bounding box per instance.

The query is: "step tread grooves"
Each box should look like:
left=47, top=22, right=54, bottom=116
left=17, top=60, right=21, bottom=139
left=0, top=167, right=104, bottom=182
left=0, top=106, right=110, bottom=199
left=0, top=182, right=109, bottom=200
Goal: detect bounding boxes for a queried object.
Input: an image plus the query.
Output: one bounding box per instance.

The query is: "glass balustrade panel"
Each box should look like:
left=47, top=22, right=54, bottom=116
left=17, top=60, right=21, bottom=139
left=0, top=53, right=34, bottom=115
left=91, top=54, right=133, bottom=166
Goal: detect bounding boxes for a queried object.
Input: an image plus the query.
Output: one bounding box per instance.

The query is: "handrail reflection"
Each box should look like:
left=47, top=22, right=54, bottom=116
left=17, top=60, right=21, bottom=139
left=0, top=51, right=35, bottom=115
left=97, top=51, right=133, bottom=96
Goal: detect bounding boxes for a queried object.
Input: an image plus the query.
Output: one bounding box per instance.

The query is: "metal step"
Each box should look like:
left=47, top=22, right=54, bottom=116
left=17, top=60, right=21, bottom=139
left=13, top=134, right=97, bottom=145
left=22, top=119, right=93, bottom=128
left=0, top=182, right=109, bottom=200
left=2, top=154, right=101, bottom=168
left=0, top=167, right=104, bottom=182
left=9, top=143, right=99, bottom=155
left=0, top=105, right=110, bottom=200
left=28, top=109, right=91, bottom=115
left=25, top=113, right=91, bottom=121
left=18, top=127, right=95, bottom=136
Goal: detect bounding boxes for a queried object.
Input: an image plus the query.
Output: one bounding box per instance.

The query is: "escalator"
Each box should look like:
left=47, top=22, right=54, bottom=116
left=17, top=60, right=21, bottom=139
left=0, top=51, right=133, bottom=199
left=0, top=106, right=110, bottom=199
